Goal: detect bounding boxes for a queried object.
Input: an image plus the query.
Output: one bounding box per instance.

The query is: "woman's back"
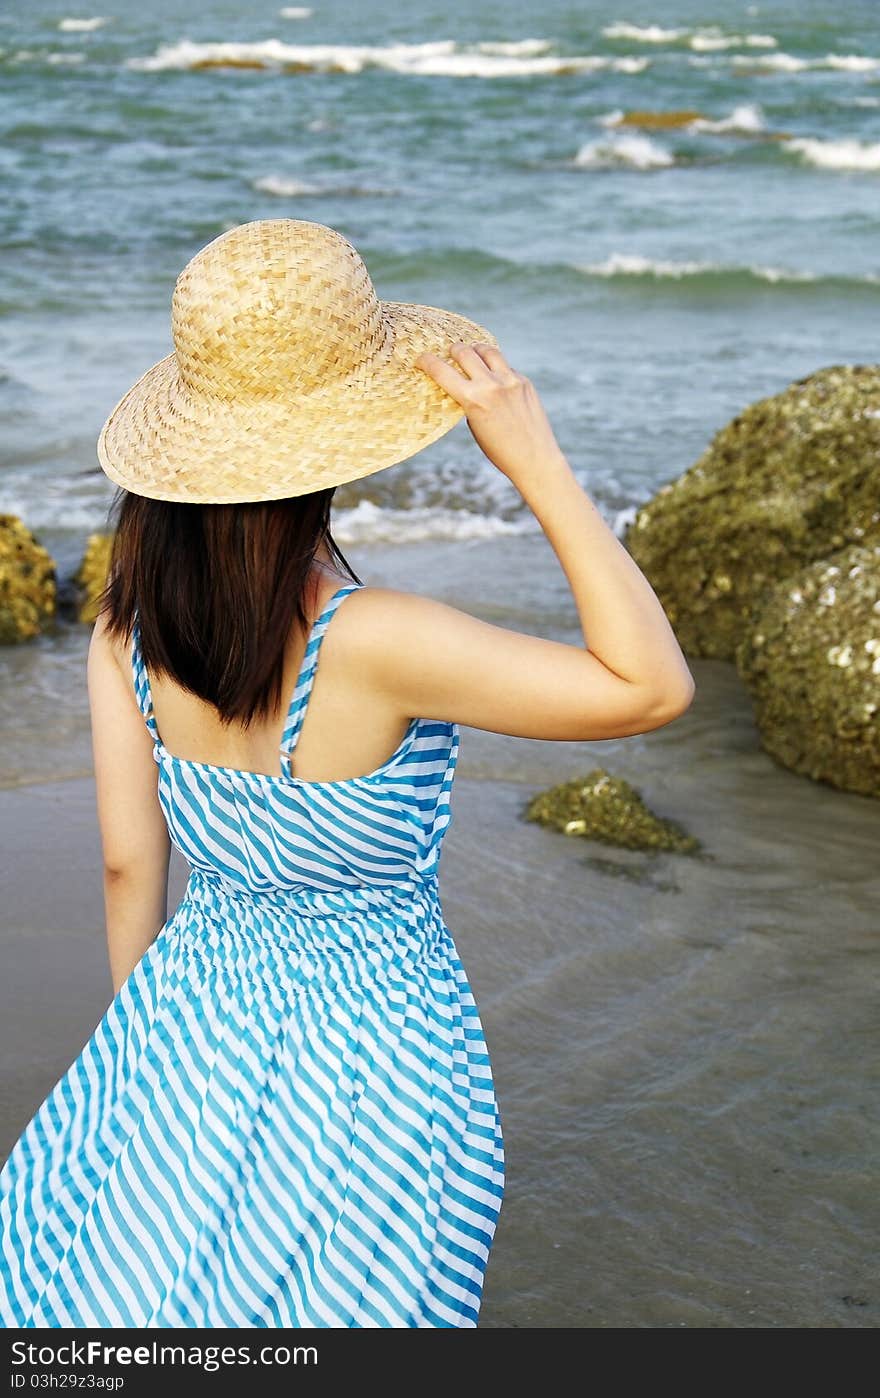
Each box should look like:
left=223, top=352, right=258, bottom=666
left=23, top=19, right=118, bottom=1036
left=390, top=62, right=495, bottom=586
left=131, top=576, right=460, bottom=895
left=138, top=566, right=416, bottom=784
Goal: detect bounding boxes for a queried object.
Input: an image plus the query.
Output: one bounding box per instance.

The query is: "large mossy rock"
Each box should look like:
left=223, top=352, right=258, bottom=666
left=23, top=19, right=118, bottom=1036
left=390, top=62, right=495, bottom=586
left=524, top=769, right=701, bottom=854
left=737, top=544, right=880, bottom=797
left=625, top=365, right=880, bottom=660
left=0, top=514, right=56, bottom=644
left=74, top=533, right=113, bottom=624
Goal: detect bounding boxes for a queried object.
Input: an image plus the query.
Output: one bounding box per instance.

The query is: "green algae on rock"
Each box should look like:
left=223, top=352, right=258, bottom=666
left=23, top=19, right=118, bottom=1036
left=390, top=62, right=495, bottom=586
left=737, top=544, right=880, bottom=798
left=0, top=514, right=56, bottom=644
left=625, top=365, right=880, bottom=661
left=74, top=533, right=114, bottom=625
left=613, top=109, right=704, bottom=129
left=524, top=769, right=701, bottom=855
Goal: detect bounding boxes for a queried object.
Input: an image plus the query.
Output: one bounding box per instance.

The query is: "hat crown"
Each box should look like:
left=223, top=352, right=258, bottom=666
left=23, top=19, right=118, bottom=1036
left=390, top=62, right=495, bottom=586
left=171, top=220, right=387, bottom=399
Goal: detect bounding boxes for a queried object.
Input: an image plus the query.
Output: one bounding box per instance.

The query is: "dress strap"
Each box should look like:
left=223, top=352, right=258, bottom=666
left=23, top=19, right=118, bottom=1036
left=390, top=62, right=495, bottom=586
left=130, top=610, right=161, bottom=746
left=279, top=582, right=362, bottom=775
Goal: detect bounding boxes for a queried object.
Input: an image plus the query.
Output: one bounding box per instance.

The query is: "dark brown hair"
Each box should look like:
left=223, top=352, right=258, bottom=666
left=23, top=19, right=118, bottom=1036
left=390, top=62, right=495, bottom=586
left=98, top=487, right=361, bottom=727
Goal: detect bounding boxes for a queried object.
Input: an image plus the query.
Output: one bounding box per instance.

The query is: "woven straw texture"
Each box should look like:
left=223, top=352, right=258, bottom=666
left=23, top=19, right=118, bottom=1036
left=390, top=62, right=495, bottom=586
left=97, top=219, right=497, bottom=503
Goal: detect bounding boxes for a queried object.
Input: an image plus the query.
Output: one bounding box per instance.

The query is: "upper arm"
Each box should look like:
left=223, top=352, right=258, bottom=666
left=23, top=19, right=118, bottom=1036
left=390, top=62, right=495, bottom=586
left=87, top=615, right=171, bottom=877
left=354, top=588, right=692, bottom=742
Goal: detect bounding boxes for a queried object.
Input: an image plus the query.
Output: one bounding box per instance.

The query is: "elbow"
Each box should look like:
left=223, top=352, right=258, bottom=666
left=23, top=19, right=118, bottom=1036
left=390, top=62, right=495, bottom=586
left=645, top=671, right=696, bottom=727
left=103, top=861, right=139, bottom=885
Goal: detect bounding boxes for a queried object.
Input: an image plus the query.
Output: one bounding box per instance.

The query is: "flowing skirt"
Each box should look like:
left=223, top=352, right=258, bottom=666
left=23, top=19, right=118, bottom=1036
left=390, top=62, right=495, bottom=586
left=0, top=872, right=504, bottom=1327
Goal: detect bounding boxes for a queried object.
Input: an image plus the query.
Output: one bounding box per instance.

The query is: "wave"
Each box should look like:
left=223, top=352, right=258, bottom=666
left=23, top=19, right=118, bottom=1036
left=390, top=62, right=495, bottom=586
left=787, top=137, right=880, bottom=172
left=475, top=39, right=553, bottom=57
left=688, top=103, right=767, bottom=134
left=253, top=174, right=396, bottom=197
left=689, top=31, right=777, bottom=52
left=602, top=22, right=684, bottom=43
left=602, top=21, right=776, bottom=50
left=600, top=104, right=767, bottom=135
left=128, top=39, right=650, bottom=78
left=573, top=133, right=673, bottom=170
left=58, top=16, right=107, bottom=31
left=824, top=54, right=880, bottom=71
left=279, top=6, right=313, bottom=16
left=47, top=52, right=85, bottom=65
left=575, top=254, right=880, bottom=288
left=332, top=500, right=537, bottom=545
left=732, top=51, right=880, bottom=73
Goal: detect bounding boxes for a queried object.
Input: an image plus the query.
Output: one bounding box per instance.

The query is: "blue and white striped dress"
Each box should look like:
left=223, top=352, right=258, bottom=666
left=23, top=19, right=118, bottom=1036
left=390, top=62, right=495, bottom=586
left=0, top=581, right=505, bottom=1328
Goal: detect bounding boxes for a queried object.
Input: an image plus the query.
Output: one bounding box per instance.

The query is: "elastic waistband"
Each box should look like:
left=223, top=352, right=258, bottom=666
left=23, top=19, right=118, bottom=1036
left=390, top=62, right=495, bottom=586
left=167, top=867, right=448, bottom=972
left=183, top=867, right=441, bottom=917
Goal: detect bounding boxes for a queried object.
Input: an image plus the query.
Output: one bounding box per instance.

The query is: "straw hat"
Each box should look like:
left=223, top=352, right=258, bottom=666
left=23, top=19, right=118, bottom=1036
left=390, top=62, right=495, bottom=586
left=97, top=219, right=498, bottom=504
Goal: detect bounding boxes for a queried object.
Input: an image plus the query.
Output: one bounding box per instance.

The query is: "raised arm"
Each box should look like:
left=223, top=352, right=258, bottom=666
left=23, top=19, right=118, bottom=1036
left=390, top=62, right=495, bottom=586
left=356, top=343, right=695, bottom=741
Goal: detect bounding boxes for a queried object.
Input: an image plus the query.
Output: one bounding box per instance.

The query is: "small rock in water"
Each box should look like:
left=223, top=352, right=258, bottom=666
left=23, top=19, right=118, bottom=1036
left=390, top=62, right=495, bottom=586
left=615, top=109, right=704, bottom=129
left=523, top=769, right=701, bottom=855
left=0, top=514, right=56, bottom=644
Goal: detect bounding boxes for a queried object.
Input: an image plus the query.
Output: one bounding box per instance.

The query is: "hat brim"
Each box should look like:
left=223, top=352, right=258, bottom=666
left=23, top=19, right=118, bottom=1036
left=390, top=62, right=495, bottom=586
left=97, top=301, right=498, bottom=504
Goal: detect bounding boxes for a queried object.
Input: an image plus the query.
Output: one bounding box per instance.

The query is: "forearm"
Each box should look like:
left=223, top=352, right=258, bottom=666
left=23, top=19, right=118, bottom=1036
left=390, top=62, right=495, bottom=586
left=103, top=863, right=169, bottom=995
left=520, top=452, right=694, bottom=700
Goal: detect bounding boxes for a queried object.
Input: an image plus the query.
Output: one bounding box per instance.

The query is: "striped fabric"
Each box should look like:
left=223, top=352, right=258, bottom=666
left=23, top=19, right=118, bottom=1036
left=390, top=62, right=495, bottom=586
left=0, top=582, right=504, bottom=1328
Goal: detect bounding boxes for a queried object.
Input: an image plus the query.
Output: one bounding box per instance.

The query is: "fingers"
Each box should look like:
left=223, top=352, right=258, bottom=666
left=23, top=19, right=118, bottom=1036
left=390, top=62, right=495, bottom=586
left=414, top=351, right=474, bottom=405
left=416, top=342, right=516, bottom=399
left=449, top=343, right=493, bottom=379
left=471, top=344, right=513, bottom=377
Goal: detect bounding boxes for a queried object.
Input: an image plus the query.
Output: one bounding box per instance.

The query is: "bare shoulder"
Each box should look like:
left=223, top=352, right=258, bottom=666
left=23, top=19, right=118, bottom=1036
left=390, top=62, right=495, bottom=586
left=344, top=583, right=468, bottom=624
left=337, top=583, right=488, bottom=663
left=87, top=607, right=132, bottom=683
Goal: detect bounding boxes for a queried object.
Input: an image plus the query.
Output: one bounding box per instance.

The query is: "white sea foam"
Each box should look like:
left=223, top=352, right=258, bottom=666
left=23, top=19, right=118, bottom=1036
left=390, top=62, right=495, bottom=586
left=689, top=30, right=777, bottom=51
left=601, top=22, right=684, bottom=42
left=731, top=51, right=809, bottom=71
left=58, top=16, right=107, bottom=31
left=130, top=39, right=450, bottom=74
left=332, top=500, right=537, bottom=545
left=731, top=51, right=880, bottom=73
left=128, top=39, right=647, bottom=78
left=788, top=137, right=880, bottom=171
left=851, top=96, right=880, bottom=107
left=279, top=6, right=313, bottom=17
left=823, top=54, right=880, bottom=71
left=384, top=51, right=606, bottom=77
left=612, top=505, right=638, bottom=537
left=253, top=174, right=395, bottom=197
left=47, top=52, right=85, bottom=65
left=574, top=133, right=673, bottom=170
left=613, top=56, right=650, bottom=74
left=689, top=103, right=767, bottom=134
left=475, top=39, right=553, bottom=57
left=576, top=253, right=819, bottom=283
left=253, top=175, right=322, bottom=196
left=601, top=22, right=776, bottom=49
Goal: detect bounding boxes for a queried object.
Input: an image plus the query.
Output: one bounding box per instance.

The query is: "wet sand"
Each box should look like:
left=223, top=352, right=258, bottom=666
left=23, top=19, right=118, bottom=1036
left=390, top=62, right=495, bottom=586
left=2, top=660, right=878, bottom=1327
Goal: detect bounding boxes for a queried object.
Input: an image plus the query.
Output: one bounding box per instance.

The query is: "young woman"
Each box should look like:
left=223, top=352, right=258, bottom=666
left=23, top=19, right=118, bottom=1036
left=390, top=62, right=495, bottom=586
left=0, top=219, right=693, bottom=1328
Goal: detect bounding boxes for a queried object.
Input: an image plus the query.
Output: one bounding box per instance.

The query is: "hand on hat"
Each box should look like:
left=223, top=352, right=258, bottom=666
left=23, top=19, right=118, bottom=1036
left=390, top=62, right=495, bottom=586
left=415, top=343, right=567, bottom=492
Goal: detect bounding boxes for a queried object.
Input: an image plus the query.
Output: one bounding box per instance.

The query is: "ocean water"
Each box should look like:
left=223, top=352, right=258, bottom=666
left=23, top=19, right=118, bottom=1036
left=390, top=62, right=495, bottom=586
left=1, top=0, right=879, bottom=1328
